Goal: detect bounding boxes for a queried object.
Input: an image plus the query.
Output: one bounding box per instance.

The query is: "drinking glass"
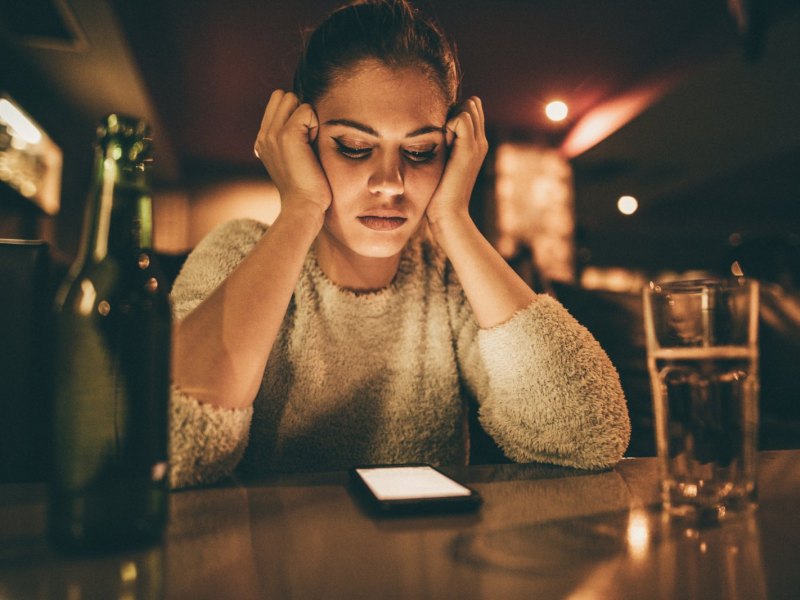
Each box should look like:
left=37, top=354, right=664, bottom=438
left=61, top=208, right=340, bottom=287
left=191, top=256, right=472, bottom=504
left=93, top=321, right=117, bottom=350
left=643, top=278, right=759, bottom=523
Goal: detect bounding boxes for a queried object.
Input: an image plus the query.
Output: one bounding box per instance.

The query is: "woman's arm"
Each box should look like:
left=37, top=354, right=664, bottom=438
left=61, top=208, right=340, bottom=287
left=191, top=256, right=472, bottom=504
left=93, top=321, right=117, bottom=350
left=430, top=216, right=537, bottom=328
left=431, top=98, right=629, bottom=468
left=172, top=91, right=330, bottom=410
left=427, top=97, right=536, bottom=328
left=449, top=287, right=630, bottom=470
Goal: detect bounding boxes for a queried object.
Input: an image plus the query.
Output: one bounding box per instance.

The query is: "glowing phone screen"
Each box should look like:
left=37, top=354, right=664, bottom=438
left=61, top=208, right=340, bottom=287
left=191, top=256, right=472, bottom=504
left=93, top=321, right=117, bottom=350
left=355, top=466, right=472, bottom=501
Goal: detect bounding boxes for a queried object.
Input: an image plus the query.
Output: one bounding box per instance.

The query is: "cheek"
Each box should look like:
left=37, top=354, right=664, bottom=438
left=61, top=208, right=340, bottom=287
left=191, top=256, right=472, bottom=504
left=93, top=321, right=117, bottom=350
left=407, top=159, right=445, bottom=200
left=318, top=149, right=360, bottom=201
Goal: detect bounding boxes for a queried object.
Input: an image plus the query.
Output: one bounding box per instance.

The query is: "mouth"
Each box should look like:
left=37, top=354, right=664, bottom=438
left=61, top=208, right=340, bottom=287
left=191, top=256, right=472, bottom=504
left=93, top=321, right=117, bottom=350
left=357, top=216, right=407, bottom=231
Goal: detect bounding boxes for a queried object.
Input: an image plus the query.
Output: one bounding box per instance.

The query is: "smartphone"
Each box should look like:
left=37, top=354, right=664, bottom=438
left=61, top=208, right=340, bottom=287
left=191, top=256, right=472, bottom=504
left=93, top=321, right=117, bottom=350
left=350, top=464, right=482, bottom=514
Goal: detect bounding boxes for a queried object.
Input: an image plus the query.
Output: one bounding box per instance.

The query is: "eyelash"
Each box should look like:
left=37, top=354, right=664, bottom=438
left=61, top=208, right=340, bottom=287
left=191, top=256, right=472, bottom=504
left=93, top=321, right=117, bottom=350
left=333, top=139, right=437, bottom=164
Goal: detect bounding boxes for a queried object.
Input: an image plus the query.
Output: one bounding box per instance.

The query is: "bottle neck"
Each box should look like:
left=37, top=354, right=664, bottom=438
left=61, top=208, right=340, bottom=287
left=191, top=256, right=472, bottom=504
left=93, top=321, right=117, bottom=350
left=79, top=140, right=154, bottom=263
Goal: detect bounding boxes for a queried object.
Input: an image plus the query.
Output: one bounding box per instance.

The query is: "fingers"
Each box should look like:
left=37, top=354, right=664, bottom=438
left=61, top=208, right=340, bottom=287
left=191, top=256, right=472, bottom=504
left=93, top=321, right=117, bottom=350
left=302, top=104, right=319, bottom=145
left=446, top=96, right=487, bottom=150
left=257, top=91, right=299, bottom=146
left=252, top=90, right=331, bottom=212
left=272, top=92, right=302, bottom=131
left=257, top=91, right=294, bottom=144
left=471, top=97, right=486, bottom=142
left=445, top=96, right=488, bottom=165
left=462, top=97, right=486, bottom=144
left=256, top=90, right=290, bottom=158
left=282, top=103, right=319, bottom=159
left=255, top=90, right=319, bottom=159
left=446, top=111, right=473, bottom=145
left=260, top=90, right=285, bottom=133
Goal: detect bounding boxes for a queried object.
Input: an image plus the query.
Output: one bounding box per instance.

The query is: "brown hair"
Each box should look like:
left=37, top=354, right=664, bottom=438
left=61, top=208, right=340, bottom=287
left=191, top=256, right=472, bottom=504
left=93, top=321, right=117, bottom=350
left=293, top=0, right=460, bottom=109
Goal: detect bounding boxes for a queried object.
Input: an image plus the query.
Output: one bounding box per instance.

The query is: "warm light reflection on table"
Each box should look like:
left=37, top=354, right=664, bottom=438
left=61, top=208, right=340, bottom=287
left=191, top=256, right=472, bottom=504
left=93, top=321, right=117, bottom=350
left=1, top=451, right=798, bottom=599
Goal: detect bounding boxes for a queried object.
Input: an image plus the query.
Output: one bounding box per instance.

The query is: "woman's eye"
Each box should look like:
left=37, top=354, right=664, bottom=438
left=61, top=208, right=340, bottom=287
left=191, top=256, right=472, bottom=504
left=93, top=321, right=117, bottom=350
left=403, top=147, right=438, bottom=163
left=334, top=139, right=371, bottom=160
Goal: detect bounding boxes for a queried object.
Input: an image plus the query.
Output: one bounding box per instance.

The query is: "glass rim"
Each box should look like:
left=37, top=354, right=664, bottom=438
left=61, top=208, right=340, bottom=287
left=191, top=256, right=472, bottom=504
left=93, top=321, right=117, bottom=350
left=646, top=277, right=757, bottom=294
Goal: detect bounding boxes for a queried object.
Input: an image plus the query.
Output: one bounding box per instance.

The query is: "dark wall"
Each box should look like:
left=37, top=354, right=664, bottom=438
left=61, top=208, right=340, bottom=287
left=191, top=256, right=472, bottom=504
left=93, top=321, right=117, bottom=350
left=0, top=37, right=94, bottom=259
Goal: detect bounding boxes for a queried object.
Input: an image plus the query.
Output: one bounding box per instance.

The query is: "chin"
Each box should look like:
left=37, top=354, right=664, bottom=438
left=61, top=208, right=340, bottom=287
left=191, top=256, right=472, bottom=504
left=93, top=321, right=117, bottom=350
left=348, top=234, right=410, bottom=258
left=328, top=219, right=424, bottom=259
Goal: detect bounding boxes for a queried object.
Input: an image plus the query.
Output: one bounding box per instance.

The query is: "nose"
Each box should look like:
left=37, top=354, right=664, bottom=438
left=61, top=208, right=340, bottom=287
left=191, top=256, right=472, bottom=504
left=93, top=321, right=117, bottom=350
left=367, top=153, right=404, bottom=197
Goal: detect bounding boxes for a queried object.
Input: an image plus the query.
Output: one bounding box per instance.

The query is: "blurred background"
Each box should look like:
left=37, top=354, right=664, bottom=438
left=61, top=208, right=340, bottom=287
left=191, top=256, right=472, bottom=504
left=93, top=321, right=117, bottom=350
left=1, top=0, right=798, bottom=285
left=2, top=0, right=800, bottom=459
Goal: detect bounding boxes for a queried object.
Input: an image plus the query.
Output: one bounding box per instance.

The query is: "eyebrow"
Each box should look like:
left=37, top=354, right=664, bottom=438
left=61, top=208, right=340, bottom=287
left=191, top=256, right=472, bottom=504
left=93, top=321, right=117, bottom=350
left=323, top=119, right=445, bottom=138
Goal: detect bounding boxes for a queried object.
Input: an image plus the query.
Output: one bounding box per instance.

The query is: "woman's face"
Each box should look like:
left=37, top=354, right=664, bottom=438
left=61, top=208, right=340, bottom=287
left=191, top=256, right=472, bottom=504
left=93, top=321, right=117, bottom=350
left=314, top=60, right=449, bottom=258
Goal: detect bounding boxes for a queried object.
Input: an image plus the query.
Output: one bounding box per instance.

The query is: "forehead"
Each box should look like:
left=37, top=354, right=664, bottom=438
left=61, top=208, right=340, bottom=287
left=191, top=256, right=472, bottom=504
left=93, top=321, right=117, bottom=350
left=316, top=60, right=448, bottom=131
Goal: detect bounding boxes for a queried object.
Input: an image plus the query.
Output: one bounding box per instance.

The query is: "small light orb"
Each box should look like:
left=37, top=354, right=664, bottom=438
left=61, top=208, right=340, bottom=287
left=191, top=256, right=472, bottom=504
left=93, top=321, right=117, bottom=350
left=731, top=260, right=744, bottom=277
left=545, top=100, right=569, bottom=122
left=617, top=195, right=638, bottom=215
left=120, top=561, right=138, bottom=583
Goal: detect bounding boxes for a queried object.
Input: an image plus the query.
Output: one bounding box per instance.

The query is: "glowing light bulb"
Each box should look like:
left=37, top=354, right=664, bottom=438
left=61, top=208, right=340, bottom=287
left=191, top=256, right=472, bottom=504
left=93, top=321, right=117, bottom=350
left=545, top=100, right=569, bottom=122
left=617, top=195, right=638, bottom=215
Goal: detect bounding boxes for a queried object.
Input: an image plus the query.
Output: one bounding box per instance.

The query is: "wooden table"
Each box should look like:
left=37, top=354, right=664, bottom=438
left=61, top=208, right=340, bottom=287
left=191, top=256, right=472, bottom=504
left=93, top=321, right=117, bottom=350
left=1, top=451, right=798, bottom=599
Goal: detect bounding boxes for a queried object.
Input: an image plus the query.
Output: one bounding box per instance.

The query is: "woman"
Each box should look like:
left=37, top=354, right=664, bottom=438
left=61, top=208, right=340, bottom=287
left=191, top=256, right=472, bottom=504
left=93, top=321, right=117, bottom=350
left=169, top=0, right=630, bottom=488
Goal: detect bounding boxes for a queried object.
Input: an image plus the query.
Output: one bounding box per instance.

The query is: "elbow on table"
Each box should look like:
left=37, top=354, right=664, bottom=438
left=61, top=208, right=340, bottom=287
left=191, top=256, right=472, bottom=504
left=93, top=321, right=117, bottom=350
left=509, top=427, right=630, bottom=471
left=481, top=394, right=632, bottom=471
left=506, top=434, right=630, bottom=472
left=168, top=386, right=254, bottom=489
left=571, top=411, right=632, bottom=470
left=562, top=393, right=632, bottom=470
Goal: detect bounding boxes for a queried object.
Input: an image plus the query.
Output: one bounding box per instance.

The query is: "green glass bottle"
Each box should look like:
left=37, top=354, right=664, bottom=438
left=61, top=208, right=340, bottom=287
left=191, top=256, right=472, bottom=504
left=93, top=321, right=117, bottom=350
left=49, top=114, right=170, bottom=552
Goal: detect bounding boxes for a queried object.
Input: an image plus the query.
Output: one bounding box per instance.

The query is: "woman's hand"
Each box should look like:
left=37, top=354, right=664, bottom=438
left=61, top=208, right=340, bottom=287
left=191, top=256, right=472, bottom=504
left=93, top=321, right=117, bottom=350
left=424, top=97, right=535, bottom=328
left=426, top=96, right=489, bottom=227
left=254, top=90, right=332, bottom=219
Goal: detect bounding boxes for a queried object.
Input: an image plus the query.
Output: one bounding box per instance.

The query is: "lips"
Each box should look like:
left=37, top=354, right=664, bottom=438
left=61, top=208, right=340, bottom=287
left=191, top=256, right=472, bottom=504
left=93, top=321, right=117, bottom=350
left=357, top=216, right=407, bottom=231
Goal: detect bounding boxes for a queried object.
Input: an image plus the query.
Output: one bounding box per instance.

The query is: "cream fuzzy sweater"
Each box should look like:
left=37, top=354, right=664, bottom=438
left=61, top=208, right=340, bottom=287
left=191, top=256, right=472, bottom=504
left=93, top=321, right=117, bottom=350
left=169, top=219, right=630, bottom=488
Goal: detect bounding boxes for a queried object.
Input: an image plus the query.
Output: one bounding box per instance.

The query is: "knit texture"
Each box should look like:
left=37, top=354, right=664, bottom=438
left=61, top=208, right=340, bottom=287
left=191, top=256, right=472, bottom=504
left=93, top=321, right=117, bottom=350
left=169, top=219, right=630, bottom=488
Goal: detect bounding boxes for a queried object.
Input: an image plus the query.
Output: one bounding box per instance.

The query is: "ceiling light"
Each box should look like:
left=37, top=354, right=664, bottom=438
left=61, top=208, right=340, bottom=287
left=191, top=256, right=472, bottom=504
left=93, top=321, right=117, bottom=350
left=545, top=100, right=568, bottom=122
left=617, top=195, right=638, bottom=215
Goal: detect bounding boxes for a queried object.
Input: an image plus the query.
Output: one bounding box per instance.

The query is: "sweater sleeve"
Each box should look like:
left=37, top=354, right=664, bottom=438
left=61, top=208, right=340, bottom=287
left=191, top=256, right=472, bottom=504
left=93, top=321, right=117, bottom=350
left=168, top=218, right=267, bottom=489
left=448, top=268, right=631, bottom=470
